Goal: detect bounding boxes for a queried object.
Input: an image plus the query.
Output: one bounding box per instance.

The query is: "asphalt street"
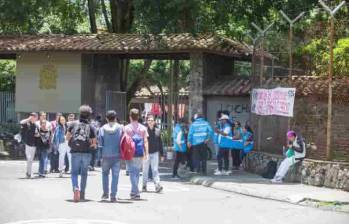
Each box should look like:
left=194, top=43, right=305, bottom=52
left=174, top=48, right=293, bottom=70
left=0, top=160, right=348, bottom=224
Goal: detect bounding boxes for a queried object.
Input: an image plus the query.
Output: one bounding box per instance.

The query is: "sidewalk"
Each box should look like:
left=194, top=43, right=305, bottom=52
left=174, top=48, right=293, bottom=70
left=184, top=161, right=349, bottom=213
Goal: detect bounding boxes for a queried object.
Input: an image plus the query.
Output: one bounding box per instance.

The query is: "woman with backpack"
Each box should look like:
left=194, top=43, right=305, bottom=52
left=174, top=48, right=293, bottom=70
left=53, top=115, right=71, bottom=178
left=172, top=118, right=188, bottom=179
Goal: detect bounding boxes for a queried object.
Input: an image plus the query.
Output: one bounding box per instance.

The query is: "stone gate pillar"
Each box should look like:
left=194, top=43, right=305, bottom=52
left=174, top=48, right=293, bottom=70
left=189, top=53, right=204, bottom=119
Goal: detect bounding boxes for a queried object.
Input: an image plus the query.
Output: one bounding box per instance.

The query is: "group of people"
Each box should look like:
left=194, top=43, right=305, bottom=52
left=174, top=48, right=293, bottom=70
left=19, top=104, right=306, bottom=203
left=20, top=105, right=164, bottom=202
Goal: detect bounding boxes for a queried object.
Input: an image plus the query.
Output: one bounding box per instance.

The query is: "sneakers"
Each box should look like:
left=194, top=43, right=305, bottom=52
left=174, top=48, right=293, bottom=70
left=73, top=189, right=80, bottom=202
left=271, top=178, right=283, bottom=184
left=80, top=192, right=85, bottom=201
left=110, top=197, right=117, bottom=203
left=101, top=194, right=109, bottom=200
left=142, top=185, right=147, bottom=192
left=26, top=173, right=31, bottom=179
left=155, top=185, right=163, bottom=193
left=222, top=170, right=232, bottom=176
left=172, top=174, right=181, bottom=179
left=130, top=194, right=141, bottom=200
left=214, top=170, right=222, bottom=176
left=59, top=171, right=63, bottom=178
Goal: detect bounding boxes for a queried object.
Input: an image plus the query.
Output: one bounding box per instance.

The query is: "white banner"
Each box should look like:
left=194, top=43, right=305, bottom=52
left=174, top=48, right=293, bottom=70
left=251, top=87, right=296, bottom=117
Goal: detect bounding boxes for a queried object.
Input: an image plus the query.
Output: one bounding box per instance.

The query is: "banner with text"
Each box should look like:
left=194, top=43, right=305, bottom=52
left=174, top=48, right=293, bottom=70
left=251, top=87, right=296, bottom=117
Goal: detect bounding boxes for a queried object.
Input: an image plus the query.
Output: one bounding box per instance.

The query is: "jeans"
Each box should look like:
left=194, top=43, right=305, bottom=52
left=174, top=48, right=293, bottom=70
left=126, top=157, right=143, bottom=196
left=50, top=144, right=59, bottom=172
left=38, top=149, right=48, bottom=175
left=142, top=152, right=160, bottom=187
left=58, top=142, right=71, bottom=172
left=25, top=145, right=36, bottom=176
left=173, top=151, right=186, bottom=176
left=217, top=148, right=229, bottom=171
left=192, top=143, right=208, bottom=175
left=71, top=153, right=91, bottom=193
left=102, top=157, right=121, bottom=198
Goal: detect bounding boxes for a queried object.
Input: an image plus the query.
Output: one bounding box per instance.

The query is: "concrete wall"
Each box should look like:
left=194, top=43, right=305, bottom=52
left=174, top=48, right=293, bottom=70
left=206, top=96, right=250, bottom=126
left=16, top=52, right=81, bottom=113
left=245, top=151, right=349, bottom=191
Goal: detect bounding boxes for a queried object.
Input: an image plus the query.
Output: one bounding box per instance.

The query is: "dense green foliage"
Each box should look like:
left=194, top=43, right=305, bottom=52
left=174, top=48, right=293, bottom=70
left=0, top=0, right=348, bottom=92
left=0, top=60, right=15, bottom=91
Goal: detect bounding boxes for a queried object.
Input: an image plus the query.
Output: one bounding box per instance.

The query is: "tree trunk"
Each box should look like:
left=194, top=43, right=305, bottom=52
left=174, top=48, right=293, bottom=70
left=87, top=0, right=98, bottom=33
left=109, top=0, right=134, bottom=33
left=100, top=0, right=112, bottom=32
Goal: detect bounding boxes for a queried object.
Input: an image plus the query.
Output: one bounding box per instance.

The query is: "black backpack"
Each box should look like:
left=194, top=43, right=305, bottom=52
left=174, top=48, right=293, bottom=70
left=68, top=121, right=91, bottom=152
left=262, top=161, right=277, bottom=179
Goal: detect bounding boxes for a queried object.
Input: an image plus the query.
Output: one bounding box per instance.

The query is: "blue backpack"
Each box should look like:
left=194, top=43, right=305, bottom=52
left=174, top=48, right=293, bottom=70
left=132, top=130, right=144, bottom=157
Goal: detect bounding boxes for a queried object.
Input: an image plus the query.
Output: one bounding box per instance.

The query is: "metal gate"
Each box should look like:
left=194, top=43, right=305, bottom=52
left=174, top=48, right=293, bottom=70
left=0, top=92, right=16, bottom=123
left=105, top=90, right=127, bottom=123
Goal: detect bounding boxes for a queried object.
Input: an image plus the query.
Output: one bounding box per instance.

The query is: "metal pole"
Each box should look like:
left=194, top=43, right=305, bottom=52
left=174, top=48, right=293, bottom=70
left=318, top=0, right=346, bottom=160
left=251, top=22, right=274, bottom=152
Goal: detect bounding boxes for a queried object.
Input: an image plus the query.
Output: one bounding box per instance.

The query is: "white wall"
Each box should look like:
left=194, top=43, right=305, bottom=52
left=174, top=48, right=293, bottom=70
left=206, top=96, right=251, bottom=126
left=16, top=52, right=81, bottom=113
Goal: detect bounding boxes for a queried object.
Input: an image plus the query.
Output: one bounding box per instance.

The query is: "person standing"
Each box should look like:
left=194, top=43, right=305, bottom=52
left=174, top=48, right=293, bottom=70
left=124, top=108, right=149, bottom=200
left=214, top=114, right=232, bottom=175
left=50, top=112, right=62, bottom=173
left=53, top=115, right=71, bottom=178
left=66, top=105, right=97, bottom=202
left=271, top=131, right=306, bottom=183
left=142, top=115, right=164, bottom=193
left=172, top=118, right=188, bottom=178
left=231, top=121, right=243, bottom=170
left=90, top=114, right=102, bottom=171
left=36, top=118, right=52, bottom=178
left=98, top=110, right=123, bottom=202
left=20, top=113, right=38, bottom=178
left=188, top=113, right=213, bottom=175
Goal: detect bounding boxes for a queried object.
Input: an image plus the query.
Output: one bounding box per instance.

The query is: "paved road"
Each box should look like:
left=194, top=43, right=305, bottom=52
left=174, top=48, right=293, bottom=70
left=0, top=160, right=348, bottom=224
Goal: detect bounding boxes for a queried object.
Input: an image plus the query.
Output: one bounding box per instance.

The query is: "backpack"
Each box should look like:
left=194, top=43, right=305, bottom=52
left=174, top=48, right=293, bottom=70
left=68, top=121, right=91, bottom=152
left=120, top=133, right=135, bottom=160
left=262, top=161, right=277, bottom=179
left=132, top=130, right=145, bottom=157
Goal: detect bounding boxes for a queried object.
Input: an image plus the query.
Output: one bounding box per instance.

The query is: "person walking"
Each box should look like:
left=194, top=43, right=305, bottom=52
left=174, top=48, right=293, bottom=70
left=214, top=114, right=232, bottom=175
left=20, top=113, right=38, bottom=178
left=90, top=114, right=102, bottom=171
left=231, top=121, right=243, bottom=170
left=188, top=113, right=213, bottom=175
left=124, top=108, right=149, bottom=200
left=172, top=118, right=188, bottom=178
left=50, top=112, right=62, bottom=173
left=53, top=115, right=71, bottom=178
left=36, top=118, right=52, bottom=178
left=142, top=115, right=164, bottom=193
left=271, top=131, right=306, bottom=183
left=66, top=105, right=97, bottom=202
left=98, top=110, right=123, bottom=202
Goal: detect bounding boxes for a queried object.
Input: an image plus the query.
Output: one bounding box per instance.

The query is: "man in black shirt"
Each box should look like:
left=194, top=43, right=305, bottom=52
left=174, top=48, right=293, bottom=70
left=66, top=105, right=97, bottom=202
left=20, top=113, right=38, bottom=178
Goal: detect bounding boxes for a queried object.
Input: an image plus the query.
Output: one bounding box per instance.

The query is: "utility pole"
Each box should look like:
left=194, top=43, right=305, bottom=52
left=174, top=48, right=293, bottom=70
left=251, top=22, right=274, bottom=86
left=279, top=10, right=305, bottom=133
left=251, top=22, right=273, bottom=152
left=246, top=34, right=260, bottom=81
left=279, top=11, right=305, bottom=77
left=319, top=0, right=346, bottom=161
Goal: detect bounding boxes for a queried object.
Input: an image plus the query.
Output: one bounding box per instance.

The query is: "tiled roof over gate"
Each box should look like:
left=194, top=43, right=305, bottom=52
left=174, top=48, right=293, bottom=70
left=204, top=76, right=349, bottom=100
left=0, top=33, right=255, bottom=59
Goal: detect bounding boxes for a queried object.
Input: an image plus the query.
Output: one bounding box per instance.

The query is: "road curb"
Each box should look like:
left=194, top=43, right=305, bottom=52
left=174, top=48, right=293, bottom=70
left=190, top=176, right=349, bottom=213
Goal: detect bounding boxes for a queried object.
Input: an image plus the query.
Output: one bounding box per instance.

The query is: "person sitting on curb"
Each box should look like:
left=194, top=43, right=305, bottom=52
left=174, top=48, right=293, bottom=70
left=271, top=130, right=306, bottom=184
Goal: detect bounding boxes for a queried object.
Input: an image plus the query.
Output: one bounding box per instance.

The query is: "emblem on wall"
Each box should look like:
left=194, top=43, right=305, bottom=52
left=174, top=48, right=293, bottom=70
left=39, top=64, right=57, bottom=90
